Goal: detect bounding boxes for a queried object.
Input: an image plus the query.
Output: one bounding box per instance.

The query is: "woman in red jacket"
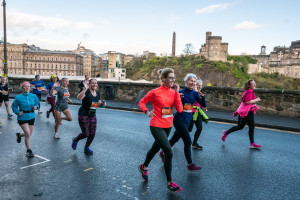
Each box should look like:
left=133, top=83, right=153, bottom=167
left=138, top=68, right=183, bottom=192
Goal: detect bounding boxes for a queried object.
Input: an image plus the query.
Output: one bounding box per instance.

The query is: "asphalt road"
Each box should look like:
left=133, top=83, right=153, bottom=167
left=0, top=102, right=299, bottom=200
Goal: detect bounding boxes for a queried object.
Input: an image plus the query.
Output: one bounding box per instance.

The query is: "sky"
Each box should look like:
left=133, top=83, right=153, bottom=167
left=0, top=0, right=299, bottom=56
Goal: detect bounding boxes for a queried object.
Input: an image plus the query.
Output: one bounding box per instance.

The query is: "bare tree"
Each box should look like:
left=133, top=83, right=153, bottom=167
left=183, top=43, right=195, bottom=55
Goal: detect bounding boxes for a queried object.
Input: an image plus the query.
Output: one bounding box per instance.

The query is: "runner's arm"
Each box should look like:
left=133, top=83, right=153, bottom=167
left=174, top=92, right=183, bottom=113
left=138, top=90, right=154, bottom=113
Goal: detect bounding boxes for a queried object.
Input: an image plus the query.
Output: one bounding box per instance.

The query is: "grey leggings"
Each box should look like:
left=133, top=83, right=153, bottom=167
left=144, top=126, right=173, bottom=182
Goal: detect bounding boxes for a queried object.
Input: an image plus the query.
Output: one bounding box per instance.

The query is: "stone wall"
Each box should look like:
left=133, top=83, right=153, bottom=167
left=7, top=77, right=300, bottom=117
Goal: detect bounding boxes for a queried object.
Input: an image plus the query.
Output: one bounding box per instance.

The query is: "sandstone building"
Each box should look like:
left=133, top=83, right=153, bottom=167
left=250, top=41, right=300, bottom=78
left=199, top=32, right=228, bottom=62
left=0, top=42, right=83, bottom=76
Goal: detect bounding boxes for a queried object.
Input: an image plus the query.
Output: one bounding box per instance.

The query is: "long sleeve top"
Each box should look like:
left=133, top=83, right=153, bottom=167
left=30, top=80, right=45, bottom=94
left=11, top=93, right=40, bottom=121
left=139, top=84, right=183, bottom=128
left=174, top=87, right=205, bottom=123
left=233, top=89, right=260, bottom=118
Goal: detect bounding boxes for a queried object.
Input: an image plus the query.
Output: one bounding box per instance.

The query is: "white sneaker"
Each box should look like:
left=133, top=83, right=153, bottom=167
left=54, top=133, right=60, bottom=139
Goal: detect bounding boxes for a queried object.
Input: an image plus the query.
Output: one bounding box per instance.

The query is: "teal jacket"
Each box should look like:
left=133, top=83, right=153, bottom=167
left=11, top=93, right=40, bottom=121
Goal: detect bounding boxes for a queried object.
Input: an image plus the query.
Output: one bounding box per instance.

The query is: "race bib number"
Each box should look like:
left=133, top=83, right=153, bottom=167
left=37, top=87, right=43, bottom=91
left=183, top=103, right=193, bottom=113
left=162, top=107, right=173, bottom=118
left=90, top=102, right=99, bottom=109
left=2, top=91, right=8, bottom=95
left=63, top=93, right=70, bottom=98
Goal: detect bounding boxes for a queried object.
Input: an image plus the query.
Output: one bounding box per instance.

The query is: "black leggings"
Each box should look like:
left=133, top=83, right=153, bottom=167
left=144, top=126, right=173, bottom=182
left=226, top=111, right=255, bottom=143
left=169, top=117, right=193, bottom=164
left=188, top=115, right=203, bottom=145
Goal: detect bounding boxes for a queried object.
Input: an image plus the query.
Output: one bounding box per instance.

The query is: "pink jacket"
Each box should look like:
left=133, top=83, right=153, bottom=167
left=233, top=89, right=260, bottom=118
left=192, top=92, right=203, bottom=113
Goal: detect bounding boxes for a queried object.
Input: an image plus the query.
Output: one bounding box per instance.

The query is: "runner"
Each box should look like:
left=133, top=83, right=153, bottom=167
left=78, top=75, right=89, bottom=92
left=0, top=76, right=13, bottom=118
left=138, top=68, right=183, bottom=192
left=71, top=78, right=106, bottom=155
left=51, top=77, right=73, bottom=139
left=222, top=79, right=261, bottom=149
left=160, top=73, right=205, bottom=171
left=12, top=81, right=40, bottom=157
left=46, top=75, right=59, bottom=118
left=188, top=79, right=208, bottom=150
left=30, top=75, right=45, bottom=114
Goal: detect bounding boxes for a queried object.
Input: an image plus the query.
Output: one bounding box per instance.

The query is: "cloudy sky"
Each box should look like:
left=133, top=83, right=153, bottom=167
left=0, top=0, right=299, bottom=56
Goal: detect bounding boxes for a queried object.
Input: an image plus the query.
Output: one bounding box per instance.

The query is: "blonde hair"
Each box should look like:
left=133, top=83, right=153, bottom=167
left=157, top=68, right=174, bottom=79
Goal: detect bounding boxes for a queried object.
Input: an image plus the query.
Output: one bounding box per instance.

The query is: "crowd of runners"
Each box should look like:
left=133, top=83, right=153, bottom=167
left=0, top=69, right=262, bottom=193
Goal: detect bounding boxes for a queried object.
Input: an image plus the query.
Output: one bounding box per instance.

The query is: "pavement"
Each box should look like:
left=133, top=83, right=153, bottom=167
left=7, top=92, right=300, bottom=133
left=0, top=103, right=299, bottom=200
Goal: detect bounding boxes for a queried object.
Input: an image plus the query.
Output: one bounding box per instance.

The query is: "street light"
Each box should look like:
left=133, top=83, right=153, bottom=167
left=2, top=0, right=7, bottom=77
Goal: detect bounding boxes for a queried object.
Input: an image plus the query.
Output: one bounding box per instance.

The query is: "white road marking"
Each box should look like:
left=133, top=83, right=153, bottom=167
left=20, top=155, right=51, bottom=170
left=109, top=127, right=140, bottom=134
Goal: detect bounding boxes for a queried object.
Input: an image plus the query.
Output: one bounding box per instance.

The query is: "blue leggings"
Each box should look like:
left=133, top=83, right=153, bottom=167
left=169, top=117, right=193, bottom=164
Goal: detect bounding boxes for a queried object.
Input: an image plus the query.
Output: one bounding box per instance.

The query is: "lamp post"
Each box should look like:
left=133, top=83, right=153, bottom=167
left=2, top=0, right=7, bottom=77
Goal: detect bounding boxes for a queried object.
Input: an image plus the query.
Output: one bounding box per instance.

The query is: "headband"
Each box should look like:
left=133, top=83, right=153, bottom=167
left=21, top=81, right=30, bottom=88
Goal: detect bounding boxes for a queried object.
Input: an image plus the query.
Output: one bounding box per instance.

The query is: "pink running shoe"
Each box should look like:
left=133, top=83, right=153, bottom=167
left=249, top=143, right=262, bottom=149
left=138, top=164, right=148, bottom=181
left=187, top=163, right=201, bottom=171
left=222, top=130, right=227, bottom=142
left=167, top=181, right=182, bottom=192
left=159, top=150, right=165, bottom=163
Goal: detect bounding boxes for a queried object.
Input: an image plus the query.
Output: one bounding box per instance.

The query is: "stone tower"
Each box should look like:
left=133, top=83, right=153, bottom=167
left=200, top=31, right=228, bottom=62
left=260, top=45, right=266, bottom=55
left=172, top=32, right=176, bottom=56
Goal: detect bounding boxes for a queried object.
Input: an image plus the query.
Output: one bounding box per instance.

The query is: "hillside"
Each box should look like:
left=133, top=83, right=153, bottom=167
left=125, top=55, right=300, bottom=90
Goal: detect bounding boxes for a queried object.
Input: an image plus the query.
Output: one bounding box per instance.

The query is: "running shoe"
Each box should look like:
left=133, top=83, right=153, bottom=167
left=187, top=163, right=201, bottom=171
left=46, top=111, right=50, bottom=118
left=7, top=113, right=13, bottom=119
left=167, top=181, right=182, bottom=192
left=222, top=130, right=227, bottom=142
left=72, top=137, right=77, bottom=150
left=192, top=143, right=203, bottom=150
left=159, top=150, right=165, bottom=163
left=249, top=143, right=262, bottom=149
left=16, top=133, right=22, bottom=143
left=26, top=149, right=34, bottom=157
left=138, top=164, right=148, bottom=181
left=54, top=133, right=60, bottom=139
left=84, top=147, right=93, bottom=155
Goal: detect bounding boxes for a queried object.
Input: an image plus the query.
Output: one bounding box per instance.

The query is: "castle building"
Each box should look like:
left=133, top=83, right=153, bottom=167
left=199, top=32, right=228, bottom=62
left=250, top=41, right=300, bottom=78
left=0, top=42, right=83, bottom=76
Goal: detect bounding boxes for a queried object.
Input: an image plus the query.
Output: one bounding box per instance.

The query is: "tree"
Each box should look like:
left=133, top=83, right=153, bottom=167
left=183, top=43, right=195, bottom=55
